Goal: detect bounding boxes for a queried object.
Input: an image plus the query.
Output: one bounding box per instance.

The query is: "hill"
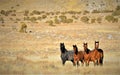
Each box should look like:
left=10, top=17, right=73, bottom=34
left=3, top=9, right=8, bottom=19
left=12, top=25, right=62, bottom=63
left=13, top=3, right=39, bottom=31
left=0, top=0, right=120, bottom=11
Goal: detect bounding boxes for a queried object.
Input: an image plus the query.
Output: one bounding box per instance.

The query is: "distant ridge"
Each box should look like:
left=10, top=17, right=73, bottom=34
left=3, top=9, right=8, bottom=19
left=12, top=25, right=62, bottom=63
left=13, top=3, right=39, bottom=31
left=0, top=0, right=120, bottom=11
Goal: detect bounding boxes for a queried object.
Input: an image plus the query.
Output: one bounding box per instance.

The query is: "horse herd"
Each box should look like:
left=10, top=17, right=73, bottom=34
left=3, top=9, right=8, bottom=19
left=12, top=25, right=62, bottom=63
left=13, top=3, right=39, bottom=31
left=60, top=41, right=104, bottom=67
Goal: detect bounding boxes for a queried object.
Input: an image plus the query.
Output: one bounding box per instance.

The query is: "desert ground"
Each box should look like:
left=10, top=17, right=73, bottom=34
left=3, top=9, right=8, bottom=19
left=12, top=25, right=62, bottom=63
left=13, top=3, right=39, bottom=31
left=0, top=18, right=120, bottom=75
left=0, top=0, right=120, bottom=75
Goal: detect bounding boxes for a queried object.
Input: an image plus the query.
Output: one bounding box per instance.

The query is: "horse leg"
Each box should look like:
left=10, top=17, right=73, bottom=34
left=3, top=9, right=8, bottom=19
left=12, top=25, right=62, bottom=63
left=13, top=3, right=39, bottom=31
left=80, top=60, right=84, bottom=66
left=87, top=60, right=90, bottom=66
left=71, top=60, right=75, bottom=66
left=85, top=60, right=88, bottom=66
left=93, top=60, right=97, bottom=66
left=77, top=60, right=80, bottom=67
left=100, top=57, right=103, bottom=66
left=62, top=59, right=66, bottom=66
left=97, top=59, right=100, bottom=65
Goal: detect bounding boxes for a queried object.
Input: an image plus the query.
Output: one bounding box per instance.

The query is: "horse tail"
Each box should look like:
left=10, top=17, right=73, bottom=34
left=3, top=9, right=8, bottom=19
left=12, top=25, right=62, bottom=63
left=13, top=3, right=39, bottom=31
left=100, top=50, right=104, bottom=65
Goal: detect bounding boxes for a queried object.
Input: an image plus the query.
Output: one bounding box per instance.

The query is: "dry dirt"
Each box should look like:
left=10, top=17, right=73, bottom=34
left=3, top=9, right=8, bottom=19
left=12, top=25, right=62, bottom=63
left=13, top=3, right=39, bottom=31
left=0, top=22, right=120, bottom=75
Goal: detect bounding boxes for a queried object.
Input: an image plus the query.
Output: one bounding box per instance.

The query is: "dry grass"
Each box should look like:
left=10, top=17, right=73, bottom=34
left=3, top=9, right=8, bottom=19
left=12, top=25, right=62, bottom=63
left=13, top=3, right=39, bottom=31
left=0, top=16, right=120, bottom=74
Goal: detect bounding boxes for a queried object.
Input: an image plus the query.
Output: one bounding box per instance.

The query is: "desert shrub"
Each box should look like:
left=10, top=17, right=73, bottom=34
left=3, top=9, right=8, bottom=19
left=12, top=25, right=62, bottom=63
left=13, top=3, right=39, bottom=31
left=72, top=15, right=78, bottom=20
left=54, top=17, right=60, bottom=24
left=112, top=5, right=120, bottom=16
left=9, top=18, right=13, bottom=21
left=76, top=11, right=81, bottom=14
left=67, top=11, right=76, bottom=14
left=83, top=10, right=90, bottom=15
left=24, top=16, right=30, bottom=21
left=112, top=10, right=120, bottom=16
left=105, top=15, right=118, bottom=23
left=16, top=18, right=21, bottom=21
left=30, top=17, right=37, bottom=22
left=19, top=22, right=27, bottom=33
left=116, top=5, right=120, bottom=10
left=81, top=16, right=89, bottom=23
left=32, top=10, right=40, bottom=15
left=30, top=13, right=34, bottom=16
left=46, top=20, right=54, bottom=26
left=14, top=21, right=18, bottom=23
left=91, top=18, right=96, bottom=23
left=38, top=16, right=42, bottom=21
left=0, top=10, right=6, bottom=15
left=92, top=10, right=100, bottom=13
left=55, top=11, right=60, bottom=15
left=105, top=15, right=114, bottom=22
left=59, top=15, right=67, bottom=23
left=42, top=15, right=47, bottom=19
left=46, top=12, right=50, bottom=15
left=0, top=10, right=10, bottom=16
left=50, top=12, right=54, bottom=15
left=0, top=17, right=4, bottom=23
left=112, top=18, right=118, bottom=23
left=97, top=17, right=102, bottom=23
left=11, top=13, right=16, bottom=16
left=66, top=18, right=73, bottom=23
left=24, top=10, right=29, bottom=16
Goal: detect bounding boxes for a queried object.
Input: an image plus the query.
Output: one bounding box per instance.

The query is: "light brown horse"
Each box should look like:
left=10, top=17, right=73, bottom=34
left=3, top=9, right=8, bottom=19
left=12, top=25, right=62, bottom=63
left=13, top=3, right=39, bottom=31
left=83, top=42, right=102, bottom=66
left=73, top=45, right=84, bottom=67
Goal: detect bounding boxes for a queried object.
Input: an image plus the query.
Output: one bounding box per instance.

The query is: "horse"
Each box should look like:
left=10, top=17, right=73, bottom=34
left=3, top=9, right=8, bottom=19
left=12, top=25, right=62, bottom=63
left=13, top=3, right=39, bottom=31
left=95, top=41, right=104, bottom=65
left=73, top=45, right=84, bottom=67
left=83, top=42, right=101, bottom=66
left=60, top=43, right=75, bottom=66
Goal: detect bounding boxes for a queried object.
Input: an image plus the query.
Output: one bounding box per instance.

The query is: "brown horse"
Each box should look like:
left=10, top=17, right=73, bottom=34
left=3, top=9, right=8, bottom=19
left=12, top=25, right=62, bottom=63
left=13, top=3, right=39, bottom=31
left=94, top=41, right=104, bottom=65
left=83, top=42, right=101, bottom=66
left=73, top=45, right=84, bottom=67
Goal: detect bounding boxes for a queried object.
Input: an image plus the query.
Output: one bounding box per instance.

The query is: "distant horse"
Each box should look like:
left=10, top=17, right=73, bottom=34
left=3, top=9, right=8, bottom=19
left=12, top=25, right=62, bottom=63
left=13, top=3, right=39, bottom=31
left=83, top=42, right=101, bottom=66
left=73, top=45, right=84, bottom=67
left=60, top=43, right=75, bottom=66
left=95, top=41, right=104, bottom=65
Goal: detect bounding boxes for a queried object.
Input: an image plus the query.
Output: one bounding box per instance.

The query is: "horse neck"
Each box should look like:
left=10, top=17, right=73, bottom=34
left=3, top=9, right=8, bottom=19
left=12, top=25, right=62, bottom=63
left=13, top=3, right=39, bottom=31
left=74, top=47, right=78, bottom=55
left=61, top=47, right=67, bottom=53
left=84, top=48, right=90, bottom=54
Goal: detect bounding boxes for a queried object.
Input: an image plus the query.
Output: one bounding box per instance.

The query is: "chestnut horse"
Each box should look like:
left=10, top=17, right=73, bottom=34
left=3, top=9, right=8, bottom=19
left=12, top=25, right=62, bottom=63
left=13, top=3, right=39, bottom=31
left=95, top=41, right=104, bottom=65
left=73, top=45, right=84, bottom=67
left=83, top=42, right=102, bottom=66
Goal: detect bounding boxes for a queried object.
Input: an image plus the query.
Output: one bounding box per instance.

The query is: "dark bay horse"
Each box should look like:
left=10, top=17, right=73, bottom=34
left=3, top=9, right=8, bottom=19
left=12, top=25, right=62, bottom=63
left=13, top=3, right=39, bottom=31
left=83, top=42, right=101, bottom=66
left=95, top=41, right=104, bottom=65
left=60, top=43, right=75, bottom=66
left=73, top=45, right=84, bottom=67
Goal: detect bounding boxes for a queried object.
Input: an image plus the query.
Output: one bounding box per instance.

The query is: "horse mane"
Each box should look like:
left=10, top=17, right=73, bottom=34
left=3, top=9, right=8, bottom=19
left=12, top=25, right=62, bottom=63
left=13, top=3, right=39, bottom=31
left=85, top=48, right=90, bottom=54
left=97, top=49, right=103, bottom=53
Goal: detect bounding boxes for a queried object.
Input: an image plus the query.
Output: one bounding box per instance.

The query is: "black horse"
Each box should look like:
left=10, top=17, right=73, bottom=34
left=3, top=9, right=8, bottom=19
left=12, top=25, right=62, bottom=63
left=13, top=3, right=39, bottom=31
left=60, top=43, right=75, bottom=66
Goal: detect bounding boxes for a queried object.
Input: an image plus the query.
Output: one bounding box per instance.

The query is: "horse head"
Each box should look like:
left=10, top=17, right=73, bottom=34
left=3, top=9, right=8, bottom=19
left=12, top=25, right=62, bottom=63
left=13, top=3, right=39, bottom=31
left=60, top=43, right=67, bottom=53
left=83, top=42, right=88, bottom=51
left=95, top=41, right=99, bottom=49
left=73, top=45, right=78, bottom=55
